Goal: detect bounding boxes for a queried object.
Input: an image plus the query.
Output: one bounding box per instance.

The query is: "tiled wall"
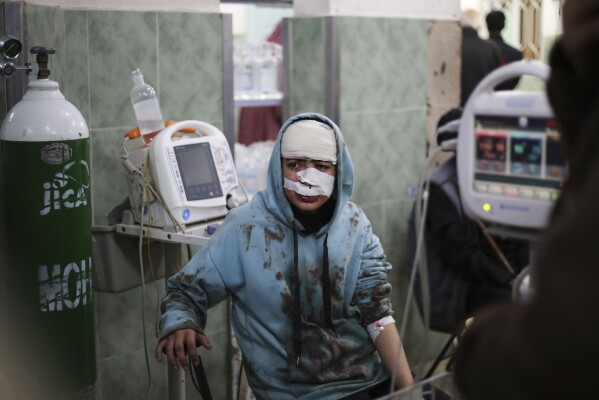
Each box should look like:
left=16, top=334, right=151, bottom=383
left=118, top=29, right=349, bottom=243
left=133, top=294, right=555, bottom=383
left=25, top=6, right=225, bottom=226
left=21, top=4, right=231, bottom=399
left=288, top=17, right=327, bottom=115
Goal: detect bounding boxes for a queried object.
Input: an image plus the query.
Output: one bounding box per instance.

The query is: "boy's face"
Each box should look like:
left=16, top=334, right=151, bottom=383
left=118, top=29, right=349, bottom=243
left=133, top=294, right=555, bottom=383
left=282, top=158, right=336, bottom=214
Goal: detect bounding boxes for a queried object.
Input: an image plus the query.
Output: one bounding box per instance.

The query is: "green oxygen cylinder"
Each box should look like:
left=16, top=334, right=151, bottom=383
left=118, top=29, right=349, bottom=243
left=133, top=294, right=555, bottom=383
left=0, top=47, right=96, bottom=399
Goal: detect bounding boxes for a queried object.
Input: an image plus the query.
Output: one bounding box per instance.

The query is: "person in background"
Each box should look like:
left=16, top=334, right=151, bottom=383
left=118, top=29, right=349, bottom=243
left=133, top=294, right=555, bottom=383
left=486, top=10, right=524, bottom=90
left=407, top=108, right=529, bottom=335
left=156, top=113, right=414, bottom=399
left=460, top=8, right=502, bottom=106
left=453, top=0, right=599, bottom=398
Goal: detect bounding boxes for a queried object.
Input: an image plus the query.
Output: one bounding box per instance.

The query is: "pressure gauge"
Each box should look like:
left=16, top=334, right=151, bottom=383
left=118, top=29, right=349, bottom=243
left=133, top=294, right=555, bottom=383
left=0, top=36, right=22, bottom=59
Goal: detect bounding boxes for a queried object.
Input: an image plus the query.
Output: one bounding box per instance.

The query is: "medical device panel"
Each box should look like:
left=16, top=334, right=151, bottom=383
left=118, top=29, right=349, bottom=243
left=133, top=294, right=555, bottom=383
left=128, top=120, right=239, bottom=228
left=458, top=61, right=566, bottom=230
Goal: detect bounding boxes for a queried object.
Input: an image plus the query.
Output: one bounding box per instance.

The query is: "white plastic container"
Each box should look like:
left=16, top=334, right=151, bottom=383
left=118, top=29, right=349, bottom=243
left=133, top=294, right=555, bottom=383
left=130, top=68, right=165, bottom=144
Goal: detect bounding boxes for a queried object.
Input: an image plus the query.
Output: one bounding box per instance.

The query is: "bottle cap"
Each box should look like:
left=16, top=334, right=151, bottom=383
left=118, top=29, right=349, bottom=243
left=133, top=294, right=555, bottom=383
left=123, top=120, right=196, bottom=140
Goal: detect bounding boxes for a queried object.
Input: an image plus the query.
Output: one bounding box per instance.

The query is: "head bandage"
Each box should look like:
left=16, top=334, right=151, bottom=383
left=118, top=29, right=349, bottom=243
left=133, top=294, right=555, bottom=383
left=283, top=167, right=335, bottom=197
left=281, top=120, right=337, bottom=164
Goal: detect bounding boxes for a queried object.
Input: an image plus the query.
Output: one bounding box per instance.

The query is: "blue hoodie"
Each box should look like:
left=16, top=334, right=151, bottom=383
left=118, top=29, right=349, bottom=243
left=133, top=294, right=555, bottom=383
left=159, top=113, right=394, bottom=399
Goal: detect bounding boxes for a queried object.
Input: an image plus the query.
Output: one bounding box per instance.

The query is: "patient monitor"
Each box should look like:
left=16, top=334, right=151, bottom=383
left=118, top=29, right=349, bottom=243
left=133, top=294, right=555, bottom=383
left=457, top=61, right=566, bottom=233
left=126, top=120, right=243, bottom=229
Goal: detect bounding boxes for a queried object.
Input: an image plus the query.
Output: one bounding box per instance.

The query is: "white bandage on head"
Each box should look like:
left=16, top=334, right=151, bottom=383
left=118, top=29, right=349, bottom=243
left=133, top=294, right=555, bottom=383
left=366, top=315, right=396, bottom=343
left=281, top=120, right=337, bottom=164
left=283, top=167, right=335, bottom=197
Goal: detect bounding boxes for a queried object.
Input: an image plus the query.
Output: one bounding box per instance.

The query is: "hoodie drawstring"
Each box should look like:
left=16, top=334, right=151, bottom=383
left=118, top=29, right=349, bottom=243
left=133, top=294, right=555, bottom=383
left=292, top=226, right=302, bottom=364
left=322, top=234, right=337, bottom=336
left=292, top=229, right=337, bottom=365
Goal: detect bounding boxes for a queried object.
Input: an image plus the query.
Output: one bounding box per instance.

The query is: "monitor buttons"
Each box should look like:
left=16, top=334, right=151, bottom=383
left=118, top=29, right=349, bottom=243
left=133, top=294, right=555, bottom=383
left=519, top=188, right=534, bottom=198
left=535, top=190, right=550, bottom=200
left=475, top=182, right=488, bottom=193
left=503, top=186, right=518, bottom=197
left=488, top=184, right=502, bottom=195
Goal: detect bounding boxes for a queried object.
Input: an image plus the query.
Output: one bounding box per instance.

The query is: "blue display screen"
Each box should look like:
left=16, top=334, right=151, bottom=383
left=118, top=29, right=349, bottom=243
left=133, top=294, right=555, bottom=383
left=473, top=115, right=566, bottom=198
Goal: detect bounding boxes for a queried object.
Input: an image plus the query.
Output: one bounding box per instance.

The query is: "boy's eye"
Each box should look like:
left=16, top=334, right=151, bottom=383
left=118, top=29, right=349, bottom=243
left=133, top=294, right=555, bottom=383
left=315, top=163, right=333, bottom=171
left=285, top=159, right=335, bottom=171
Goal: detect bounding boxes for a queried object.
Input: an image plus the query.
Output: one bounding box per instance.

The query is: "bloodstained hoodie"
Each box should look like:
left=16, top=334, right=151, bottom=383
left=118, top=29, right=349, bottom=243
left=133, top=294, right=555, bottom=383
left=159, top=113, right=393, bottom=399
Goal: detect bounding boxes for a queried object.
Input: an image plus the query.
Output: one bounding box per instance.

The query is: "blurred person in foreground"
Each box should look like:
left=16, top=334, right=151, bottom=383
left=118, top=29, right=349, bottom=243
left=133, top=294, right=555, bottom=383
left=454, top=0, right=599, bottom=398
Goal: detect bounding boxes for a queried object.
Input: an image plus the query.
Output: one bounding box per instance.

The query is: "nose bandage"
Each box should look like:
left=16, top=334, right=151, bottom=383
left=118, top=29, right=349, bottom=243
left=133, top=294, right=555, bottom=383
left=283, top=167, right=335, bottom=197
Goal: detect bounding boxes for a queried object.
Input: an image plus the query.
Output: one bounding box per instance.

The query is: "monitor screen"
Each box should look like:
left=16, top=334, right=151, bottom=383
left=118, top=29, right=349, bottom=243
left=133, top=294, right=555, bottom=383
left=473, top=115, right=566, bottom=201
left=173, top=142, right=223, bottom=201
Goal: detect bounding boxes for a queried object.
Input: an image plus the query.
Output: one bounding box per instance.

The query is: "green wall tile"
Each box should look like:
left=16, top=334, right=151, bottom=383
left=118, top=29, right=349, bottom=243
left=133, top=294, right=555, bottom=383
left=158, top=12, right=222, bottom=127
left=290, top=17, right=326, bottom=115
left=26, top=4, right=67, bottom=87
left=98, top=349, right=167, bottom=400
left=339, top=18, right=387, bottom=113
left=339, top=17, right=428, bottom=113
left=340, top=111, right=387, bottom=206
left=385, top=18, right=428, bottom=109
left=88, top=10, right=158, bottom=131
left=64, top=10, right=91, bottom=125
left=341, top=109, right=426, bottom=206
left=90, top=127, right=133, bottom=225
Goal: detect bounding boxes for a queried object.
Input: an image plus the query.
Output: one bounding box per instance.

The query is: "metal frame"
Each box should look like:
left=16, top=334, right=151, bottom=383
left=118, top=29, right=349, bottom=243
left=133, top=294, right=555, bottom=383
left=282, top=17, right=292, bottom=121
left=3, top=1, right=27, bottom=113
left=324, top=17, right=340, bottom=124
left=221, top=13, right=235, bottom=157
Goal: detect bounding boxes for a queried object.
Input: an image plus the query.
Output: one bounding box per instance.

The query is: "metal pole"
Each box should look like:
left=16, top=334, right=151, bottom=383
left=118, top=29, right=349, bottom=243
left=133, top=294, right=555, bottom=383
left=324, top=16, right=340, bottom=125
left=2, top=1, right=27, bottom=113
left=221, top=13, right=235, bottom=157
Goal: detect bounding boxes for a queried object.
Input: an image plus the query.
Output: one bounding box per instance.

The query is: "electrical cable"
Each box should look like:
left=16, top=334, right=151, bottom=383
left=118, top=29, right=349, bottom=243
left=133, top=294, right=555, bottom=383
left=144, top=162, right=163, bottom=339
left=119, top=138, right=184, bottom=234
left=120, top=136, right=154, bottom=398
left=138, top=178, right=152, bottom=400
left=120, top=135, right=244, bottom=399
left=392, top=144, right=448, bottom=391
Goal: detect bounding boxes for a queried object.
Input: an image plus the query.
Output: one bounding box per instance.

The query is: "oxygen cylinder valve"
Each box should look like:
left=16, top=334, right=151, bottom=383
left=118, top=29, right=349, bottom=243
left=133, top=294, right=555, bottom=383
left=0, top=35, right=35, bottom=78
left=31, top=46, right=55, bottom=79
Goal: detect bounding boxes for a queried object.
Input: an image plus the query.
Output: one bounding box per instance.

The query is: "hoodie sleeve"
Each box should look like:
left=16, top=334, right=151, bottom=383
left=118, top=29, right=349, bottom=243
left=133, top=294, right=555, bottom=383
left=351, top=217, right=394, bottom=326
left=158, top=243, right=230, bottom=339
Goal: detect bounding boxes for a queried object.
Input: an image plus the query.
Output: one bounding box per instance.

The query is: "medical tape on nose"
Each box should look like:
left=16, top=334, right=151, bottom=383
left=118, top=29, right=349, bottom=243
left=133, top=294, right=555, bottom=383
left=283, top=167, right=335, bottom=197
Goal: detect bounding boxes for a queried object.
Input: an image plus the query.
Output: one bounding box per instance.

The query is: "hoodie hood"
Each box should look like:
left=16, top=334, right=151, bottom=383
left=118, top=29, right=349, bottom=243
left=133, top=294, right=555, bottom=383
left=260, top=113, right=354, bottom=232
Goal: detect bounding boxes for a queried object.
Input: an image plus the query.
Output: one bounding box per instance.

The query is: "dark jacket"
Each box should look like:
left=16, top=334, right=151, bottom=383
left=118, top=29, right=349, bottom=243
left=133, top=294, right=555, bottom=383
left=407, top=158, right=528, bottom=334
left=461, top=27, right=501, bottom=106
left=488, top=32, right=523, bottom=90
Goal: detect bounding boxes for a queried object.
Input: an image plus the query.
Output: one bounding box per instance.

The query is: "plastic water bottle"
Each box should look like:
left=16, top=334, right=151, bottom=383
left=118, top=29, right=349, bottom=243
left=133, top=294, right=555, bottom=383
left=130, top=68, right=164, bottom=144
left=260, top=42, right=278, bottom=94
